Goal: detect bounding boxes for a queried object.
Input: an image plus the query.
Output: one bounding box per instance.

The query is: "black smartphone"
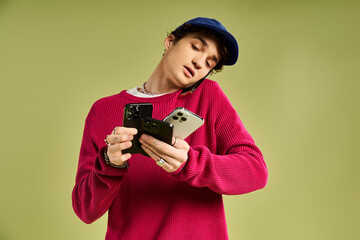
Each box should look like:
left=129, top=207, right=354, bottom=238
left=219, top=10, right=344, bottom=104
left=141, top=117, right=174, bottom=156
left=122, top=103, right=153, bottom=155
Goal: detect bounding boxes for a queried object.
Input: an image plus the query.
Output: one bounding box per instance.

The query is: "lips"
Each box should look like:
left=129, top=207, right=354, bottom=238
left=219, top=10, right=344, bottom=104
left=184, top=66, right=194, bottom=78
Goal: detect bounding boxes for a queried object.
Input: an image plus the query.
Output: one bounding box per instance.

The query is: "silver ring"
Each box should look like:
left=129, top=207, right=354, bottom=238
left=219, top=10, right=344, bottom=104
left=104, top=135, right=111, bottom=146
left=156, top=158, right=165, bottom=167
left=171, top=137, right=177, bottom=147
left=112, top=127, right=119, bottom=134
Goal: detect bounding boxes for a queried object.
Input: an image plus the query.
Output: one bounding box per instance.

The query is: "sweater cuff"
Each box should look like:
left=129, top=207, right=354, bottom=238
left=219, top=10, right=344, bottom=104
left=171, top=147, right=200, bottom=180
left=94, top=146, right=129, bottom=176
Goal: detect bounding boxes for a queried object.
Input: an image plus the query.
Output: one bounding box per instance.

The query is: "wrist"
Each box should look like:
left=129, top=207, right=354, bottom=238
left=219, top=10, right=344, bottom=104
left=103, top=147, right=129, bottom=169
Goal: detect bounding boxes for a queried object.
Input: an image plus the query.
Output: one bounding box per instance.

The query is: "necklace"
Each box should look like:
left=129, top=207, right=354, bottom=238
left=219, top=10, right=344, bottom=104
left=140, top=82, right=156, bottom=95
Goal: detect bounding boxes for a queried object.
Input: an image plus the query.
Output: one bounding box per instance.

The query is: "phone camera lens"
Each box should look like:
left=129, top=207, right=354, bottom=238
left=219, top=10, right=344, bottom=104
left=177, top=112, right=183, bottom=116
left=126, top=112, right=133, bottom=119
left=181, top=117, right=187, bottom=121
left=144, top=121, right=150, bottom=130
left=134, top=107, right=140, bottom=116
left=151, top=123, right=159, bottom=130
left=172, top=115, right=178, bottom=120
left=126, top=108, right=134, bottom=119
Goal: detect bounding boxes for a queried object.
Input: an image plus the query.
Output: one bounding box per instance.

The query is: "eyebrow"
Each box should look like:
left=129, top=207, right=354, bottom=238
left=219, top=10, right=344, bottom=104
left=192, top=36, right=219, bottom=64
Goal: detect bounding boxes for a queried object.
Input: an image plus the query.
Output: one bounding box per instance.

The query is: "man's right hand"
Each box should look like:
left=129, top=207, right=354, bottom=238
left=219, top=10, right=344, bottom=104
left=105, top=127, right=138, bottom=166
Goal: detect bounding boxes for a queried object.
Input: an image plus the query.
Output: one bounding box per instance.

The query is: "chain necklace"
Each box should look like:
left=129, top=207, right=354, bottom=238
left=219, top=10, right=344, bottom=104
left=140, top=82, right=156, bottom=95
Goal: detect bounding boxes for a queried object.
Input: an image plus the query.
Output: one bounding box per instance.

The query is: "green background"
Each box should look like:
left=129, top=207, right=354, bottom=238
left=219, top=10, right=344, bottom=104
left=1, top=0, right=359, bottom=239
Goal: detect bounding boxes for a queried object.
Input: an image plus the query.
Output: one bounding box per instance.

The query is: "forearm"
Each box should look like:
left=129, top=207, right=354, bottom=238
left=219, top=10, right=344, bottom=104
left=72, top=146, right=127, bottom=223
left=172, top=143, right=268, bottom=195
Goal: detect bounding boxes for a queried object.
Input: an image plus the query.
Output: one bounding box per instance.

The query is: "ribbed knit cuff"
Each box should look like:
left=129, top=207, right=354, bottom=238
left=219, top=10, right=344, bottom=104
left=94, top=146, right=129, bottom=176
left=171, top=147, right=199, bottom=180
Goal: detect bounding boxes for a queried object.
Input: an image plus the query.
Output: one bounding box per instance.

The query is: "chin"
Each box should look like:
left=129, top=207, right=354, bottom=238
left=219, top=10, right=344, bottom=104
left=174, top=73, right=202, bottom=89
left=179, top=81, right=197, bottom=89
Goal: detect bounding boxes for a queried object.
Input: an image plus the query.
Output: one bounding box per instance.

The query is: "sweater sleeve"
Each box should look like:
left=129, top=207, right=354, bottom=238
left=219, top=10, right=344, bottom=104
left=172, top=84, right=268, bottom=195
left=72, top=103, right=128, bottom=224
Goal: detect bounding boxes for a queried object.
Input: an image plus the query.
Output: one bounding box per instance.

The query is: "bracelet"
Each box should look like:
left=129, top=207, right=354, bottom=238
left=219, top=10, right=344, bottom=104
left=103, top=147, right=129, bottom=169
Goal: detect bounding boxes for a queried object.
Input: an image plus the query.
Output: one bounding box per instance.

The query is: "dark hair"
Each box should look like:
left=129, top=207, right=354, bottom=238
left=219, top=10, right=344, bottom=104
left=168, top=24, right=229, bottom=74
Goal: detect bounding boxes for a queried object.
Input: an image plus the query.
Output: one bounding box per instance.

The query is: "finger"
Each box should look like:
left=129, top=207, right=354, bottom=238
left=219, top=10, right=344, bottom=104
left=109, top=152, right=132, bottom=165
left=108, top=141, right=132, bottom=153
left=139, top=137, right=172, bottom=159
left=139, top=134, right=174, bottom=156
left=160, top=161, right=176, bottom=172
left=171, top=137, right=190, bottom=151
left=141, top=145, right=177, bottom=172
left=140, top=138, right=182, bottom=168
left=140, top=142, right=160, bottom=161
left=107, top=134, right=134, bottom=145
left=113, top=126, right=138, bottom=135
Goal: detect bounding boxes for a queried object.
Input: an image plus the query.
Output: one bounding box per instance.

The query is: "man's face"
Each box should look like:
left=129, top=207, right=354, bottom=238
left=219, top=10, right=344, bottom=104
left=163, top=33, right=220, bottom=89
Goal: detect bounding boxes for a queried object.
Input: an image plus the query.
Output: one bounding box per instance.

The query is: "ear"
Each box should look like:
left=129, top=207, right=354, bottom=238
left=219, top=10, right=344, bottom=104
left=164, top=34, right=175, bottom=50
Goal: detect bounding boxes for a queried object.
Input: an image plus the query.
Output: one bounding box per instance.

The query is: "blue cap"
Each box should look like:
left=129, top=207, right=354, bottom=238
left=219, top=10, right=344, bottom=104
left=176, top=17, right=239, bottom=66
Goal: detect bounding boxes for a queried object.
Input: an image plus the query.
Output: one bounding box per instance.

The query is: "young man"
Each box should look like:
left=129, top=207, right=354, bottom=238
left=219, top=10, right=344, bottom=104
left=72, top=17, right=268, bottom=239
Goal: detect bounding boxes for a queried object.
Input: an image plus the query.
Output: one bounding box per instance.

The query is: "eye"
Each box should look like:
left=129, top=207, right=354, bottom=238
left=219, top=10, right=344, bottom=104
left=206, top=61, right=211, bottom=68
left=191, top=44, right=199, bottom=51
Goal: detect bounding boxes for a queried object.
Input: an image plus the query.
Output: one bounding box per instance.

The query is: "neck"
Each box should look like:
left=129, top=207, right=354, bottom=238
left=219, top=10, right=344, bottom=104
left=144, top=60, right=179, bottom=94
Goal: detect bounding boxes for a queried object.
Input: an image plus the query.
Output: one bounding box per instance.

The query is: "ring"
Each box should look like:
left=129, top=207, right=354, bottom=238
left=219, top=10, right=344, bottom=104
left=156, top=158, right=165, bottom=167
left=104, top=135, right=111, bottom=146
left=112, top=127, right=119, bottom=134
left=171, top=137, right=177, bottom=147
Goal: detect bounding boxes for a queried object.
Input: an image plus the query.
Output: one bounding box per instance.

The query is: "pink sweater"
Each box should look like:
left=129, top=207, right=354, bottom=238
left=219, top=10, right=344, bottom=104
left=72, top=79, right=268, bottom=240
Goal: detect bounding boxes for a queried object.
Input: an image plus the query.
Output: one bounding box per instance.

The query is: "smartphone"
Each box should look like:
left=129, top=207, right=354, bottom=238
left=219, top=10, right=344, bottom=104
left=141, top=117, right=174, bottom=156
left=122, top=103, right=153, bottom=155
left=163, top=107, right=204, bottom=139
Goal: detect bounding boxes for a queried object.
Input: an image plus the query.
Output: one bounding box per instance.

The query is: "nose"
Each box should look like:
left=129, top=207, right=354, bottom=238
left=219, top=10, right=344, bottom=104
left=192, top=58, right=203, bottom=69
